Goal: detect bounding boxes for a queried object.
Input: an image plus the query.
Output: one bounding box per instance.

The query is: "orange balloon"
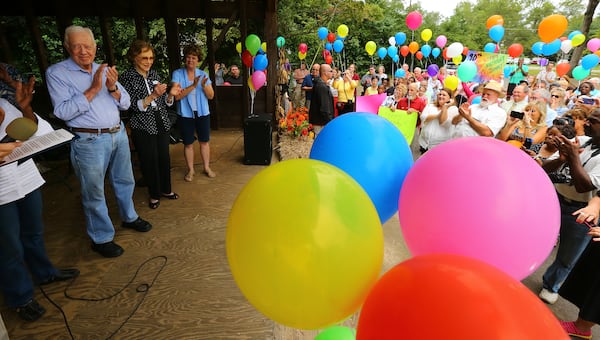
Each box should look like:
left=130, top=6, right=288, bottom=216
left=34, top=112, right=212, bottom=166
left=556, top=63, right=571, bottom=77
left=462, top=46, right=469, bottom=55
left=416, top=51, right=423, bottom=60
left=507, top=140, right=523, bottom=148
left=356, top=254, right=567, bottom=339
left=408, top=41, right=419, bottom=55
left=442, top=47, right=450, bottom=60
left=596, top=50, right=600, bottom=57
left=538, top=14, right=568, bottom=43
left=400, top=45, right=410, bottom=57
left=486, top=15, right=504, bottom=30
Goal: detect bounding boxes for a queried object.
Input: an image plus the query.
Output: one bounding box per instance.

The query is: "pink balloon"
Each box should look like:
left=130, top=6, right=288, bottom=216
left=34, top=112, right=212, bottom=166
left=435, top=35, right=447, bottom=48
left=398, top=137, right=560, bottom=280
left=251, top=71, right=266, bottom=91
left=587, top=38, right=600, bottom=53
left=405, top=11, right=423, bottom=31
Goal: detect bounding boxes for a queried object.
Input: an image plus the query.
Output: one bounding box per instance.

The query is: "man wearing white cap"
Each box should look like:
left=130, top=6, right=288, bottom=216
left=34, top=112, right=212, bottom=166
left=452, top=80, right=507, bottom=138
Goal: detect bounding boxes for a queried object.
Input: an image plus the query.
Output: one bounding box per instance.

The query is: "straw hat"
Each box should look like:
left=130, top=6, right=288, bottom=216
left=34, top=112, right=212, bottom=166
left=483, top=80, right=506, bottom=98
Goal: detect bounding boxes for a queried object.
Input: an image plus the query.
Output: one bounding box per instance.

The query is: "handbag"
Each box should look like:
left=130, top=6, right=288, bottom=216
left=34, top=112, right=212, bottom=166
left=336, top=101, right=345, bottom=110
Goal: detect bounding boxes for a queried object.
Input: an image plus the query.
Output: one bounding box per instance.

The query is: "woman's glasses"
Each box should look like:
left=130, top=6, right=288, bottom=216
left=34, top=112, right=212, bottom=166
left=551, top=94, right=561, bottom=98
left=553, top=116, right=575, bottom=127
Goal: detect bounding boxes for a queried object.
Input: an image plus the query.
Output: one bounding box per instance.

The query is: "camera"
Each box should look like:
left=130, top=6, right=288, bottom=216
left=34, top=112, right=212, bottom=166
left=510, top=110, right=524, bottom=120
left=548, top=172, right=571, bottom=184
left=582, top=97, right=595, bottom=105
left=523, top=137, right=533, bottom=150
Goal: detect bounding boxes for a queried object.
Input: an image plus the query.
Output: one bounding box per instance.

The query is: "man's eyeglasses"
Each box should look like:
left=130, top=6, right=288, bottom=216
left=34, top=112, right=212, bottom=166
left=553, top=116, right=575, bottom=127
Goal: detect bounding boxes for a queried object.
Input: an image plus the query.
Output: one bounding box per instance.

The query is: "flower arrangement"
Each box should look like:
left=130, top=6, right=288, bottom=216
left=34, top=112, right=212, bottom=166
left=279, top=107, right=314, bottom=139
left=277, top=106, right=314, bottom=160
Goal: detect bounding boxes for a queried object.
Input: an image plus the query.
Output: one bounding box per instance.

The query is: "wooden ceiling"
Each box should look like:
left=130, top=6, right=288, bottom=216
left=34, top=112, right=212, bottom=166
left=4, top=0, right=271, bottom=19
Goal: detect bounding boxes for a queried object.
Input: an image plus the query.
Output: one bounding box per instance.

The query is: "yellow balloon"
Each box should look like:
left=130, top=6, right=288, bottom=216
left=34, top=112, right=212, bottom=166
left=444, top=75, right=459, bottom=91
left=298, top=51, right=307, bottom=60
left=365, top=41, right=377, bottom=56
left=236, top=42, right=242, bottom=54
left=421, top=28, right=433, bottom=42
left=571, top=33, right=586, bottom=47
left=452, top=55, right=463, bottom=65
left=261, top=42, right=267, bottom=52
left=337, top=24, right=349, bottom=38
left=247, top=76, right=255, bottom=91
left=226, top=159, right=383, bottom=330
left=409, top=41, right=420, bottom=54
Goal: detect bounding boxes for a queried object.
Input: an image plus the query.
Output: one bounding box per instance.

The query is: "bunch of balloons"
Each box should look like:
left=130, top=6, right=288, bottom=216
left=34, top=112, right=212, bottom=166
left=483, top=15, right=504, bottom=53
left=298, top=42, right=308, bottom=60
left=240, top=34, right=268, bottom=91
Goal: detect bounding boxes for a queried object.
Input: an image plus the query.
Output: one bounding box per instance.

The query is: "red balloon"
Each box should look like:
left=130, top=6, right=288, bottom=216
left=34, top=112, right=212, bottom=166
left=325, top=55, right=333, bottom=64
left=241, top=50, right=253, bottom=68
left=356, top=254, right=567, bottom=340
left=442, top=47, right=450, bottom=60
left=298, top=43, right=308, bottom=53
left=462, top=46, right=469, bottom=55
left=327, top=32, right=336, bottom=43
left=400, top=45, right=410, bottom=57
left=507, top=43, right=524, bottom=58
left=415, top=51, right=423, bottom=60
left=556, top=63, right=571, bottom=77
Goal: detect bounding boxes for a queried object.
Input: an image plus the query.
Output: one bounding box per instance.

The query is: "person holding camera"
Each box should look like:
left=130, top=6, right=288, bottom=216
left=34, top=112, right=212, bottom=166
left=214, top=62, right=226, bottom=86
left=332, top=66, right=358, bottom=115
left=506, top=58, right=529, bottom=99
left=120, top=39, right=182, bottom=209
left=496, top=100, right=548, bottom=151
left=538, top=108, right=600, bottom=305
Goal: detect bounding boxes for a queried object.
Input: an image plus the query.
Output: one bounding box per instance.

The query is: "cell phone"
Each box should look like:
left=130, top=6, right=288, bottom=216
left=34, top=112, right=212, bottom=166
left=510, top=110, right=524, bottom=120
left=523, top=137, right=533, bottom=150
left=582, top=97, right=595, bottom=105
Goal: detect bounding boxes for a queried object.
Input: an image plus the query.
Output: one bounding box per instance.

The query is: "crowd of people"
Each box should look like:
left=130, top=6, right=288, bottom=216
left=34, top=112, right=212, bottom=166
left=4, top=25, right=600, bottom=338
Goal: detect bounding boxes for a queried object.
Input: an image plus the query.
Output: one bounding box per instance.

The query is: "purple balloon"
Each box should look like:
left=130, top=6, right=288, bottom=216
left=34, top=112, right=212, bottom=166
left=539, top=58, right=548, bottom=67
left=427, top=64, right=440, bottom=77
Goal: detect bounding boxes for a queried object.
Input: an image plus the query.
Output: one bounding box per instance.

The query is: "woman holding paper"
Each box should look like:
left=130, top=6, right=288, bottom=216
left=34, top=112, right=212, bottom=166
left=0, top=77, right=79, bottom=322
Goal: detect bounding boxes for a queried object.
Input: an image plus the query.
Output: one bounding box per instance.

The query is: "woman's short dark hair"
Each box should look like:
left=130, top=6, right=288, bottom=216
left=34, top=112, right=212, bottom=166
left=552, top=124, right=576, bottom=139
left=182, top=44, right=203, bottom=60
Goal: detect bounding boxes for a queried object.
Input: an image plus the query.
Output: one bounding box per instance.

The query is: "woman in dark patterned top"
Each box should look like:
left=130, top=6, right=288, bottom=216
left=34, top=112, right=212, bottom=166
left=120, top=40, right=182, bottom=209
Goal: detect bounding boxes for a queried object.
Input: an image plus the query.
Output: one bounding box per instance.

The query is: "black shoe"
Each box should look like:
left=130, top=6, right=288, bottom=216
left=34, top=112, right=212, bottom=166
left=39, top=268, right=80, bottom=285
left=122, top=217, right=152, bottom=232
left=91, top=241, right=124, bottom=258
left=16, top=299, right=46, bottom=321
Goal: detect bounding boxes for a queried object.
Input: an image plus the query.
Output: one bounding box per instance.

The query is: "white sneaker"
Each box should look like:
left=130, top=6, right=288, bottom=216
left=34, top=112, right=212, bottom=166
left=539, top=288, right=559, bottom=304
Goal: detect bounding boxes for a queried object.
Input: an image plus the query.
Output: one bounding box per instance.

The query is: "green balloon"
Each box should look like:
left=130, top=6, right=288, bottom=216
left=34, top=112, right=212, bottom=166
left=572, top=65, right=590, bottom=81
left=276, top=36, right=286, bottom=48
left=457, top=61, right=478, bottom=82
left=314, top=326, right=356, bottom=340
left=245, top=34, right=261, bottom=56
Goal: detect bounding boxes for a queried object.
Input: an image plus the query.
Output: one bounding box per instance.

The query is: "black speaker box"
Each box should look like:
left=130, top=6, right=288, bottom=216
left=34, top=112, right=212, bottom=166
left=243, top=113, right=272, bottom=165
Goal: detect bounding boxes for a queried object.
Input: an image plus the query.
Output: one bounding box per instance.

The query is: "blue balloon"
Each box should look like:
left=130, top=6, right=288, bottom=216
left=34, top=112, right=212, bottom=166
left=337, top=34, right=346, bottom=41
left=432, top=47, right=441, bottom=58
left=387, top=45, right=398, bottom=58
left=421, top=45, right=432, bottom=58
left=503, top=65, right=512, bottom=78
left=488, top=24, right=504, bottom=43
left=325, top=42, right=333, bottom=51
left=393, top=55, right=399, bottom=63
left=253, top=54, right=268, bottom=71
left=484, top=42, right=496, bottom=53
left=395, top=69, right=406, bottom=78
left=568, top=30, right=582, bottom=40
left=333, top=39, right=344, bottom=53
left=541, top=39, right=561, bottom=56
left=471, top=95, right=482, bottom=105
left=582, top=54, right=600, bottom=70
left=532, top=42, right=544, bottom=56
left=395, top=32, right=407, bottom=45
left=317, top=27, right=328, bottom=40
left=377, top=47, right=387, bottom=59
left=310, top=112, right=414, bottom=223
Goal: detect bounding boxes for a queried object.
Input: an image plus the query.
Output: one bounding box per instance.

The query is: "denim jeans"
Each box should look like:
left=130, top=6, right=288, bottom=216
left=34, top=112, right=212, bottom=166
left=542, top=200, right=592, bottom=293
left=0, top=189, right=57, bottom=307
left=70, top=123, right=138, bottom=244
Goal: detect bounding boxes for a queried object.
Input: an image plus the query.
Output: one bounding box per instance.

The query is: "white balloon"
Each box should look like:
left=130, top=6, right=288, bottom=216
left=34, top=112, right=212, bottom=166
left=560, top=40, right=572, bottom=54
left=388, top=36, right=396, bottom=46
left=446, top=42, right=464, bottom=58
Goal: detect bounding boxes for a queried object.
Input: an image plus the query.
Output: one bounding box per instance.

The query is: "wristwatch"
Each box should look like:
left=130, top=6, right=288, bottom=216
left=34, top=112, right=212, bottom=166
left=108, top=87, right=117, bottom=93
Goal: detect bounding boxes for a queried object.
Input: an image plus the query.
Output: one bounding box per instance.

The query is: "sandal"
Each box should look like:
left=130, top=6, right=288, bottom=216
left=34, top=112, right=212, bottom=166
left=149, top=200, right=160, bottom=209
left=184, top=171, right=194, bottom=182
left=162, top=192, right=179, bottom=200
left=204, top=169, right=216, bottom=178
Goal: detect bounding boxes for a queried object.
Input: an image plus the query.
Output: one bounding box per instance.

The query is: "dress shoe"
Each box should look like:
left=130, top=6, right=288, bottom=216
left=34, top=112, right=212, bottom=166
left=91, top=241, right=124, bottom=258
left=39, top=268, right=80, bottom=285
left=122, top=217, right=152, bottom=232
left=16, top=299, right=46, bottom=321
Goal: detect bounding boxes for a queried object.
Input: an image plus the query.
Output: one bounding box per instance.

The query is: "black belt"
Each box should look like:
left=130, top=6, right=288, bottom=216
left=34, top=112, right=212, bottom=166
left=558, top=194, right=587, bottom=208
left=71, top=125, right=120, bottom=134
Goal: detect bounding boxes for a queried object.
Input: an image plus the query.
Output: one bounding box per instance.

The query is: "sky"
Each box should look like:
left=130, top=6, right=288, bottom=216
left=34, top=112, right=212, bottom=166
left=418, top=0, right=468, bottom=17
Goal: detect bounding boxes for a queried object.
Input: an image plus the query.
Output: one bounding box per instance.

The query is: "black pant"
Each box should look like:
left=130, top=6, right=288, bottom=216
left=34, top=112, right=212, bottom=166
left=338, top=101, right=355, bottom=115
left=131, top=129, right=172, bottom=200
